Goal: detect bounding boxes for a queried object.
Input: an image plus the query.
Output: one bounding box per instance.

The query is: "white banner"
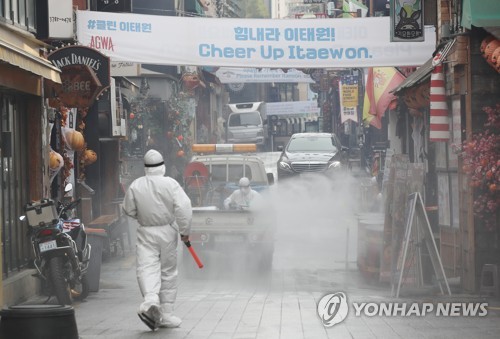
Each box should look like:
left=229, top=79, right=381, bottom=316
left=267, top=101, right=320, bottom=116
left=215, top=67, right=314, bottom=83
left=76, top=11, right=436, bottom=68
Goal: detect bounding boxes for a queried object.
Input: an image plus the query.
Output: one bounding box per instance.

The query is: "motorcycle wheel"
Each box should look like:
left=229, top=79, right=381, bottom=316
left=72, top=274, right=90, bottom=301
left=48, top=256, right=72, bottom=305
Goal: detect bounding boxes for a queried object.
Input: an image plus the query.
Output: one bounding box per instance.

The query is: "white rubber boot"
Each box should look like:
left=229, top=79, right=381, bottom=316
left=138, top=303, right=162, bottom=331
left=159, top=303, right=182, bottom=328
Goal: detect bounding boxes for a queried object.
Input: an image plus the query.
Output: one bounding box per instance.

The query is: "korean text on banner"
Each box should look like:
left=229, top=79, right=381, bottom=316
left=76, top=11, right=436, bottom=68
left=340, top=75, right=359, bottom=123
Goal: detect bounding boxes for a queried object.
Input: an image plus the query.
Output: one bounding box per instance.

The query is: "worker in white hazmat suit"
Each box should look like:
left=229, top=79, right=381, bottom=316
left=123, top=149, right=192, bottom=331
left=224, top=177, right=263, bottom=210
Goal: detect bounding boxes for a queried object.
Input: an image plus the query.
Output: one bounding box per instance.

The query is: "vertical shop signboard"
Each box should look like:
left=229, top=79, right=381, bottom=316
left=48, top=46, right=110, bottom=108
left=339, top=75, right=359, bottom=123
left=390, top=0, right=424, bottom=42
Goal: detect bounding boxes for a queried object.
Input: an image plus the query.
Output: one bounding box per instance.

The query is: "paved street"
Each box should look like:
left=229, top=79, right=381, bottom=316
left=20, top=173, right=500, bottom=339
left=68, top=181, right=500, bottom=339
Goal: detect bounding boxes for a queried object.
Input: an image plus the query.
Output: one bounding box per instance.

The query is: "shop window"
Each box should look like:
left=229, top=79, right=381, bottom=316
left=0, top=93, right=29, bottom=276
left=277, top=119, right=288, bottom=137
left=26, top=0, right=35, bottom=30
left=277, top=83, right=298, bottom=102
left=435, top=140, right=459, bottom=229
left=0, top=0, right=36, bottom=30
left=0, top=0, right=9, bottom=20
left=210, top=164, right=252, bottom=183
left=305, top=121, right=319, bottom=132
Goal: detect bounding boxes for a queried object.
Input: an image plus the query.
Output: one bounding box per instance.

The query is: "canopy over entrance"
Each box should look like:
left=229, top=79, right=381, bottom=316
left=461, top=0, right=500, bottom=29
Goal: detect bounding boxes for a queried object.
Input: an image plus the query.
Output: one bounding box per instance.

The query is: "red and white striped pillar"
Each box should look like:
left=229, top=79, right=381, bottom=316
left=429, top=63, right=450, bottom=142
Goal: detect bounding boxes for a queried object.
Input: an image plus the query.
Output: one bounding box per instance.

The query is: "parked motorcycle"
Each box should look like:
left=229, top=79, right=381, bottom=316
left=20, top=183, right=91, bottom=305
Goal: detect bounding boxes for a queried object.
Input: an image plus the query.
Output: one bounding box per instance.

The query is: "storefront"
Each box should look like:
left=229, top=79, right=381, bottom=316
left=390, top=0, right=500, bottom=292
left=0, top=25, right=61, bottom=283
left=266, top=100, right=320, bottom=150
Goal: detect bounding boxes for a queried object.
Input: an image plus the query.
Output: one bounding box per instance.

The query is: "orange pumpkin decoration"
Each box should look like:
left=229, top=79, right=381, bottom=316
left=64, top=130, right=85, bottom=151
left=480, top=35, right=495, bottom=54
left=484, top=39, right=500, bottom=63
left=82, top=149, right=97, bottom=166
left=49, top=150, right=63, bottom=170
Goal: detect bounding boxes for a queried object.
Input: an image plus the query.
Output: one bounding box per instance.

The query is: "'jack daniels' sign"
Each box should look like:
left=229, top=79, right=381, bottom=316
left=48, top=45, right=110, bottom=90
left=47, top=45, right=110, bottom=108
left=390, top=0, right=424, bottom=42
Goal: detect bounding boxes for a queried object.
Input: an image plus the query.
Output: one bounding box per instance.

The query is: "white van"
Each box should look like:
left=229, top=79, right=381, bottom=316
left=225, top=102, right=267, bottom=148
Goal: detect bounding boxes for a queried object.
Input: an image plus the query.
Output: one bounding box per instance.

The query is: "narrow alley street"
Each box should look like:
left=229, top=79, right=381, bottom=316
left=68, top=204, right=500, bottom=339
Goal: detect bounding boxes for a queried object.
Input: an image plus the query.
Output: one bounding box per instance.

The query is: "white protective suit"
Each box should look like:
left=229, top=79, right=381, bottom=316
left=223, top=177, right=263, bottom=210
left=123, top=149, right=192, bottom=328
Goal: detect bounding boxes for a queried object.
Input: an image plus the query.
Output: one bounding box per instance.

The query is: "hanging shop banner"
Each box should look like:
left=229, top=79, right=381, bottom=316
left=76, top=10, right=435, bottom=68
left=390, top=0, right=424, bottom=42
left=215, top=67, right=314, bottom=83
left=339, top=75, right=359, bottom=123
left=266, top=101, right=320, bottom=116
left=48, top=45, right=110, bottom=108
left=48, top=45, right=110, bottom=90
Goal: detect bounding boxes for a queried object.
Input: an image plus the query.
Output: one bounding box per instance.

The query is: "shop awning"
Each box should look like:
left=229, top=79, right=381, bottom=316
left=392, top=39, right=456, bottom=95
left=0, top=40, right=61, bottom=83
left=462, top=0, right=500, bottom=29
left=284, top=116, right=318, bottom=125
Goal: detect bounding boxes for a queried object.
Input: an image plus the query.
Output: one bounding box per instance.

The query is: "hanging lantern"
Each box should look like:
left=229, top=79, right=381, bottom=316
left=484, top=39, right=500, bottom=63
left=480, top=35, right=496, bottom=54
left=491, top=46, right=500, bottom=73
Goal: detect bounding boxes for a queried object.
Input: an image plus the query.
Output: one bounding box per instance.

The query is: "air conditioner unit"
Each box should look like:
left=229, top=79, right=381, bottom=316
left=441, top=23, right=451, bottom=38
left=110, top=78, right=126, bottom=137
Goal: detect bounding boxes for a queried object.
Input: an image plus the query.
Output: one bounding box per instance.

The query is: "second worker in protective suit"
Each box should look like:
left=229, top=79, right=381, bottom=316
left=224, top=177, right=263, bottom=210
left=123, top=149, right=192, bottom=331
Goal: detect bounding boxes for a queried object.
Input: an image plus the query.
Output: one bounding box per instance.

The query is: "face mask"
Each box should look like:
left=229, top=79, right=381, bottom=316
left=240, top=187, right=250, bottom=195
